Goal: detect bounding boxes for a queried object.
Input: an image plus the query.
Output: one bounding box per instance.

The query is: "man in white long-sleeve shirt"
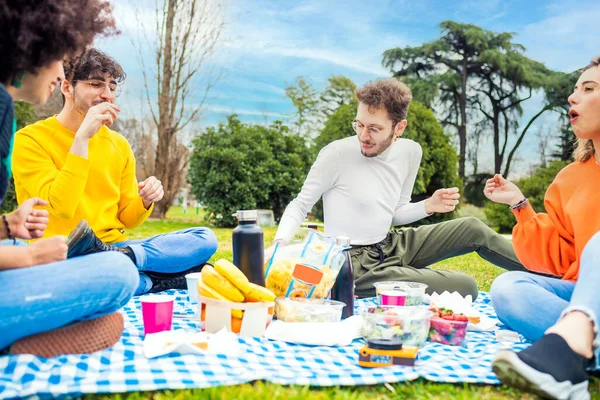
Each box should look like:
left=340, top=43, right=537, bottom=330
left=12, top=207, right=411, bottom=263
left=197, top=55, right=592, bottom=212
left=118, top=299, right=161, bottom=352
left=271, top=78, right=524, bottom=299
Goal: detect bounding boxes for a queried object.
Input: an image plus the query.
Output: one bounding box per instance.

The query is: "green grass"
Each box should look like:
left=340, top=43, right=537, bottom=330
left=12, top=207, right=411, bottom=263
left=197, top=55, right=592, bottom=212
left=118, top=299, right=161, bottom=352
left=100, top=206, right=599, bottom=400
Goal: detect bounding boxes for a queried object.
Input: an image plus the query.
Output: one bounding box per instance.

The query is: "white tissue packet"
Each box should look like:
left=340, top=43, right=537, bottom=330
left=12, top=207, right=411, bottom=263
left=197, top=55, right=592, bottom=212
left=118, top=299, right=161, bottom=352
left=143, top=328, right=241, bottom=359
left=263, top=315, right=363, bottom=346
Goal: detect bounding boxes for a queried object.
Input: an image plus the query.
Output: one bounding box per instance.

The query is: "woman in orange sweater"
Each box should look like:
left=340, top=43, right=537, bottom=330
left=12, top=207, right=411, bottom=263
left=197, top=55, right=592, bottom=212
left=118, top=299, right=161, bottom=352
left=485, top=56, right=600, bottom=400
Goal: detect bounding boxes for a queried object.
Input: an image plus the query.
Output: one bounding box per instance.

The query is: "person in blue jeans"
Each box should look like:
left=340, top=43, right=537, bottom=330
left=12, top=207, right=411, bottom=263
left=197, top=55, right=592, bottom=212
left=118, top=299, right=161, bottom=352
left=0, top=0, right=139, bottom=357
left=485, top=56, right=600, bottom=400
left=12, top=48, right=219, bottom=295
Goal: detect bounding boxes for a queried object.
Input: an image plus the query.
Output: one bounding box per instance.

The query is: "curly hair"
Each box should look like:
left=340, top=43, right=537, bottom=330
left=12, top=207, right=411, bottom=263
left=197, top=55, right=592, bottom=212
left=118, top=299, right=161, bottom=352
left=0, top=0, right=118, bottom=83
left=355, top=78, right=413, bottom=125
left=573, top=56, right=600, bottom=163
left=64, top=48, right=126, bottom=85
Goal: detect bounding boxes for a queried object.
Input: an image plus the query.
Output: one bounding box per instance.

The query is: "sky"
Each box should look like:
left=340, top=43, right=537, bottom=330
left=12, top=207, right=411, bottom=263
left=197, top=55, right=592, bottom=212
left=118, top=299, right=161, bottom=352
left=97, top=0, right=600, bottom=177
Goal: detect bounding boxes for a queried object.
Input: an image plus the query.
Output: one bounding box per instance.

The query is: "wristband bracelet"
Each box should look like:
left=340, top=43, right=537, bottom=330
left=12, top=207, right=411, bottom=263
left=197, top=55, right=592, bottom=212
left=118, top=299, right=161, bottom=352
left=509, top=198, right=528, bottom=211
left=2, top=214, right=13, bottom=240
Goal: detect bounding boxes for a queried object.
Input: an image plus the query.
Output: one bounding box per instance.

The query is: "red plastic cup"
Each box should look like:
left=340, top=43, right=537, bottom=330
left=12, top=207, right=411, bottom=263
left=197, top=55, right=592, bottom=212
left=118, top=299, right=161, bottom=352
left=141, top=295, right=174, bottom=335
left=380, top=290, right=407, bottom=306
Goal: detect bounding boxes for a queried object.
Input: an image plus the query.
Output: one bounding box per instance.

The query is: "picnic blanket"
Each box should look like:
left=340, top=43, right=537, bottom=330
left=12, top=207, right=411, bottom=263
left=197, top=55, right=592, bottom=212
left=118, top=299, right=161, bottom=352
left=0, top=291, right=531, bottom=399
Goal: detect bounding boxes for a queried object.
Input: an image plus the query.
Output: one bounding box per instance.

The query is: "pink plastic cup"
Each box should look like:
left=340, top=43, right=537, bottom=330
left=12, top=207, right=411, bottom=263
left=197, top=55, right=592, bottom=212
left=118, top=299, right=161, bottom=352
left=380, top=290, right=407, bottom=306
left=141, top=295, right=175, bottom=335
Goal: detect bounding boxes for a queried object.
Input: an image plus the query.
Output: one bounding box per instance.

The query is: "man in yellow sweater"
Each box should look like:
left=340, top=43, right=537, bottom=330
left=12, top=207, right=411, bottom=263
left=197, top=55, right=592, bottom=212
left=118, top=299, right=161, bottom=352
left=12, top=49, right=218, bottom=295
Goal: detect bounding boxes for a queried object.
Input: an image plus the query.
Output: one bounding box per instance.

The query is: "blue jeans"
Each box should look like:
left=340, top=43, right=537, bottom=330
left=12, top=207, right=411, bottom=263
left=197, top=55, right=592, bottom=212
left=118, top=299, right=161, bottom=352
left=491, top=231, right=600, bottom=359
left=113, top=227, right=218, bottom=295
left=0, top=249, right=138, bottom=350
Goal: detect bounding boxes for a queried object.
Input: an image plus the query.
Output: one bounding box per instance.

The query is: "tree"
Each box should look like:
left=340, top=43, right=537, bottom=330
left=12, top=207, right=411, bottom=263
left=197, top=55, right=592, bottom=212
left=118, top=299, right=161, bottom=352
left=382, top=21, right=555, bottom=179
left=188, top=116, right=313, bottom=227
left=285, top=76, right=321, bottom=136
left=312, top=101, right=461, bottom=224
left=319, top=76, right=356, bottom=118
left=383, top=21, right=517, bottom=179
left=134, top=0, right=225, bottom=218
left=472, top=51, right=549, bottom=175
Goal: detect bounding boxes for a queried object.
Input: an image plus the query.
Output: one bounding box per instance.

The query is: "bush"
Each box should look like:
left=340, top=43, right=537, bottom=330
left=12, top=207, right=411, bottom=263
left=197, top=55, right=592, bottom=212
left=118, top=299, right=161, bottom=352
left=464, top=173, right=491, bottom=207
left=1, top=101, right=38, bottom=213
left=188, top=116, right=313, bottom=227
left=484, top=160, right=570, bottom=233
left=311, top=101, right=462, bottom=224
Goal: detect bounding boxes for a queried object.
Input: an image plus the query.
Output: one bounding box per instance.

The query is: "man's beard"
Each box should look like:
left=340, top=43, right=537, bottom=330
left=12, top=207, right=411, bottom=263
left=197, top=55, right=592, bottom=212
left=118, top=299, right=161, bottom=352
left=360, top=132, right=395, bottom=158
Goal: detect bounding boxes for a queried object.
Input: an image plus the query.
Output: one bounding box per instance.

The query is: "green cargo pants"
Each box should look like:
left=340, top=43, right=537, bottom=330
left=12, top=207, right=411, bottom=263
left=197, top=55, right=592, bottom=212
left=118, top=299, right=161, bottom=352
left=350, top=217, right=525, bottom=300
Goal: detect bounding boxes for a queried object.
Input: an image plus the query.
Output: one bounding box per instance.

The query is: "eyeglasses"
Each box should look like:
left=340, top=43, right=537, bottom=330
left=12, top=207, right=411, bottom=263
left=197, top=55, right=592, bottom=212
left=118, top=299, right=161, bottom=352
left=73, top=79, right=122, bottom=98
left=352, top=120, right=384, bottom=136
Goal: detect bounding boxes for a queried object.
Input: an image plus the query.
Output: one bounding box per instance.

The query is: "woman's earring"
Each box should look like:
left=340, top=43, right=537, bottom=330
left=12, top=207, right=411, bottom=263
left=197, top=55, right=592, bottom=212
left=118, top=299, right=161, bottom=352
left=10, top=70, right=26, bottom=88
left=394, top=136, right=400, bottom=142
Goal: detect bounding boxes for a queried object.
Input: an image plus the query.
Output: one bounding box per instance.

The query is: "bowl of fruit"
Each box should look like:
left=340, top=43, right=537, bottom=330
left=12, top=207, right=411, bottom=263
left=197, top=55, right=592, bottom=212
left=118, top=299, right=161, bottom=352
left=360, top=306, right=432, bottom=346
left=428, top=307, right=469, bottom=346
left=197, top=259, right=276, bottom=337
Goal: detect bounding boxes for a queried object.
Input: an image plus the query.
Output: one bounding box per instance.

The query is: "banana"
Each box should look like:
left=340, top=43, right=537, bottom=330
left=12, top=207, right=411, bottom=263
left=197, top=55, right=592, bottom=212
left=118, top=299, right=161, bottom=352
left=201, top=264, right=246, bottom=302
left=197, top=279, right=244, bottom=319
left=214, top=259, right=252, bottom=294
left=244, top=282, right=276, bottom=302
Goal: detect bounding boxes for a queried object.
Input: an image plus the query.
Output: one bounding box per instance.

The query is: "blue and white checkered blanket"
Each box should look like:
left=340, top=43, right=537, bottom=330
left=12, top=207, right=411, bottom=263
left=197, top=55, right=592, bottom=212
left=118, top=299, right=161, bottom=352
left=0, top=291, right=531, bottom=399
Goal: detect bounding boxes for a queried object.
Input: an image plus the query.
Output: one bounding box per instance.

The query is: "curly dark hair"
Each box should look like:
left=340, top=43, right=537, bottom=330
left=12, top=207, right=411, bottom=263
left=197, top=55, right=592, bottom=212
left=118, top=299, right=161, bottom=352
left=356, top=78, right=413, bottom=124
left=0, top=0, right=118, bottom=83
left=64, top=48, right=126, bottom=85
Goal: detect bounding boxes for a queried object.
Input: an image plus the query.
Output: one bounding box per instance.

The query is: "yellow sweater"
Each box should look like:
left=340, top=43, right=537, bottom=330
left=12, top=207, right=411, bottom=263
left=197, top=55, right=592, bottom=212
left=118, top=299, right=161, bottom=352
left=12, top=116, right=153, bottom=243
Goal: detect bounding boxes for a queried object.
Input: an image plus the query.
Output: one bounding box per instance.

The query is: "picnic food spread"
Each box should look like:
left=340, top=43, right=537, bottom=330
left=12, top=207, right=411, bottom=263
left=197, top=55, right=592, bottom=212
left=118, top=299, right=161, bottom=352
left=145, top=243, right=488, bottom=369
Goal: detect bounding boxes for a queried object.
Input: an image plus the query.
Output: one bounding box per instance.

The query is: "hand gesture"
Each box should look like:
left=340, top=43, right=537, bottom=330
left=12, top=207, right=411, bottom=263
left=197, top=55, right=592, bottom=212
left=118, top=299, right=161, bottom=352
left=483, top=174, right=525, bottom=206
left=6, top=198, right=49, bottom=240
left=139, top=176, right=164, bottom=208
left=76, top=102, right=121, bottom=139
left=425, top=187, right=460, bottom=214
left=27, top=236, right=68, bottom=266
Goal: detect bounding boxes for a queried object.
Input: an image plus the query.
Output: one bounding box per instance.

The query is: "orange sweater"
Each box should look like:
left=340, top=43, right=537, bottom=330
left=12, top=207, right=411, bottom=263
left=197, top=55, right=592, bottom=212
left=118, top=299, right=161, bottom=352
left=512, top=158, right=600, bottom=281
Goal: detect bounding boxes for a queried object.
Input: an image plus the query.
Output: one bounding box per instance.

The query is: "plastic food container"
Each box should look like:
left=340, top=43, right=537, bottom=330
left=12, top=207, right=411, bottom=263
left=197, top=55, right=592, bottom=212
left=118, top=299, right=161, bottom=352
left=274, top=297, right=346, bottom=322
left=373, top=281, right=428, bottom=306
left=360, top=306, right=433, bottom=346
left=428, top=316, right=468, bottom=346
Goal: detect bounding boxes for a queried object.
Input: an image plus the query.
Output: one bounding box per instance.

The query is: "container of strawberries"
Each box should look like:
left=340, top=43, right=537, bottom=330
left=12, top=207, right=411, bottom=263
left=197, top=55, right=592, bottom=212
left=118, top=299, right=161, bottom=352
left=428, top=307, right=469, bottom=346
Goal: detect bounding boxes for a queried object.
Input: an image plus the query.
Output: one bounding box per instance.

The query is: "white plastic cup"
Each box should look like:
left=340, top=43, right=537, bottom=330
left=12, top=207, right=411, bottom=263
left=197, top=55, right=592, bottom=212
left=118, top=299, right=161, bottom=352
left=185, top=272, right=202, bottom=304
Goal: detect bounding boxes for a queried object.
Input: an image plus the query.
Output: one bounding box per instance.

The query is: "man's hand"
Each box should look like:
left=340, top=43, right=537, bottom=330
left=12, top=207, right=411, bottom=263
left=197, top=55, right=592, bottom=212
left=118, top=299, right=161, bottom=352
left=139, top=176, right=164, bottom=209
left=264, top=239, right=286, bottom=265
left=75, top=102, right=121, bottom=140
left=424, top=187, right=460, bottom=214
left=5, top=198, right=49, bottom=240
left=27, top=236, right=68, bottom=266
left=483, top=174, right=525, bottom=206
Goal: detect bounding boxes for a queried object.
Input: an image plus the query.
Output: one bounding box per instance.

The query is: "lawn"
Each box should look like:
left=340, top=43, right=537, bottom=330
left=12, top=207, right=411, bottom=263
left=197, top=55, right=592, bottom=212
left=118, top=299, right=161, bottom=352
left=85, top=207, right=600, bottom=400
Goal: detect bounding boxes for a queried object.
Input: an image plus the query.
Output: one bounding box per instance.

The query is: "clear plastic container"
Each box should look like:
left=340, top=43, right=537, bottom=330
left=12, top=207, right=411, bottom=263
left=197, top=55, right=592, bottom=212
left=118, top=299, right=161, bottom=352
left=274, top=297, right=345, bottom=323
left=360, top=306, right=432, bottom=346
left=428, top=316, right=468, bottom=346
left=373, top=281, right=428, bottom=306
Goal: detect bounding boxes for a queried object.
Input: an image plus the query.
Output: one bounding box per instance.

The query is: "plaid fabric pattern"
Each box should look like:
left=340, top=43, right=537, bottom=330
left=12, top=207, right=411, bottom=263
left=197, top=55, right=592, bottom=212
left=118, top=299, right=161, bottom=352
left=0, top=291, right=531, bottom=399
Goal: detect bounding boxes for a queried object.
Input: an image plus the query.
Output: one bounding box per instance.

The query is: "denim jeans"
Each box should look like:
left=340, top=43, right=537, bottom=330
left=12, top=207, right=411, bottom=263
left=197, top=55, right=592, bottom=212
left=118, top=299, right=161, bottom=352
left=491, top=231, right=600, bottom=361
left=113, top=227, right=218, bottom=295
left=0, top=246, right=138, bottom=350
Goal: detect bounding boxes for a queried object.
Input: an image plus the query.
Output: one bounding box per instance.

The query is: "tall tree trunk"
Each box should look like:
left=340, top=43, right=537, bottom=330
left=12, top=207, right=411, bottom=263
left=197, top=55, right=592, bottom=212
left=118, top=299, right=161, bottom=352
left=152, top=0, right=176, bottom=219
left=458, top=58, right=468, bottom=179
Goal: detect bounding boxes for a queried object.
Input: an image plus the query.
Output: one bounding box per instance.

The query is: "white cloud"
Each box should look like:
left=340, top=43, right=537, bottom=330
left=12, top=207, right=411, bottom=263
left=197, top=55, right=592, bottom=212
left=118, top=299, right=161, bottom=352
left=518, top=7, right=600, bottom=72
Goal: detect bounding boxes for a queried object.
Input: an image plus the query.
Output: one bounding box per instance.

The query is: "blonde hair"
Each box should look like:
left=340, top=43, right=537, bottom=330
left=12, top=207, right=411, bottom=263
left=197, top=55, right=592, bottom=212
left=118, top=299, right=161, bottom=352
left=573, top=56, right=600, bottom=162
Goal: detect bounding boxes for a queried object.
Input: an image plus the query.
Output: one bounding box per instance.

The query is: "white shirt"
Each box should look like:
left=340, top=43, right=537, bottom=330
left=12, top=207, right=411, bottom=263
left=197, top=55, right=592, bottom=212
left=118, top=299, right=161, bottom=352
left=275, top=136, right=429, bottom=245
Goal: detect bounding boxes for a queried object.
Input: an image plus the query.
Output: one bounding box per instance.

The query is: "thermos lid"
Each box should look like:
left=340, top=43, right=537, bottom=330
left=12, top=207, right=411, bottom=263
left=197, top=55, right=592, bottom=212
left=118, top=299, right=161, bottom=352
left=233, top=209, right=258, bottom=221
left=335, top=236, right=351, bottom=246
left=366, top=338, right=403, bottom=350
